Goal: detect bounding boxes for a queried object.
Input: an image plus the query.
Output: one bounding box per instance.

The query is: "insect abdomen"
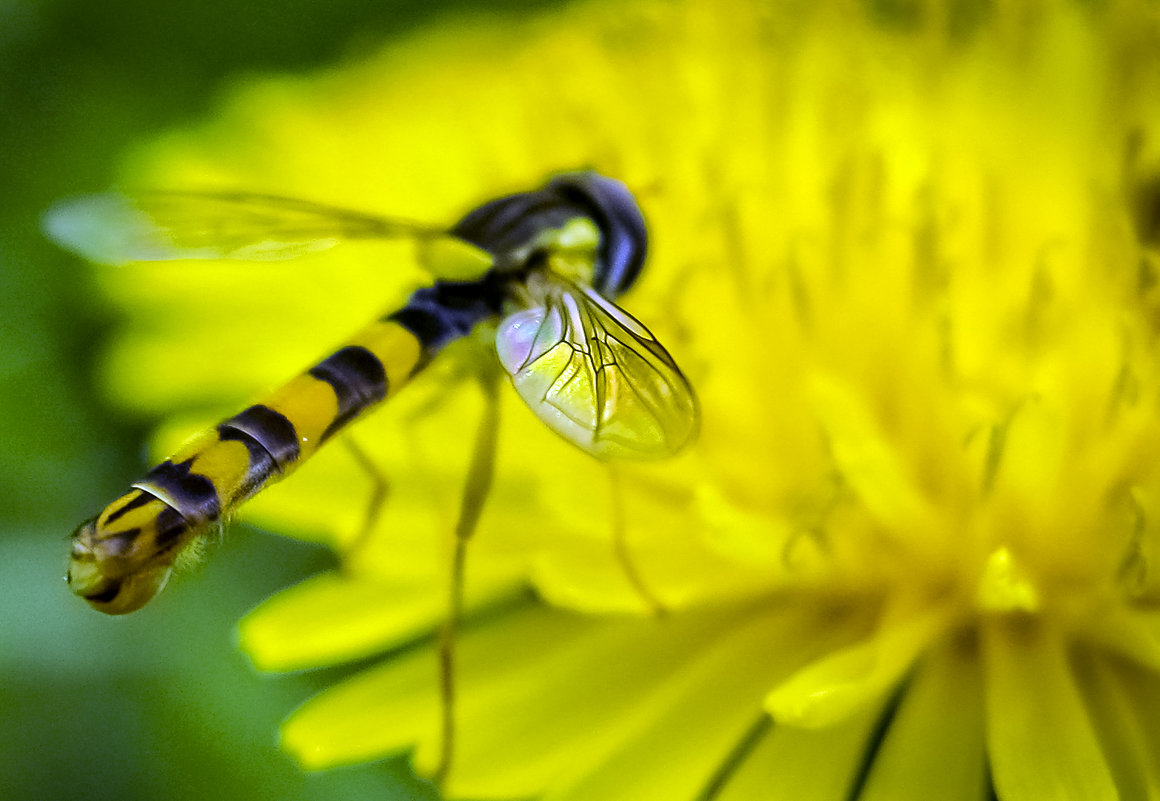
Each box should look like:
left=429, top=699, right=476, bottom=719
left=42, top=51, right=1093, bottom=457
left=144, top=317, right=428, bottom=510
left=69, top=317, right=430, bottom=614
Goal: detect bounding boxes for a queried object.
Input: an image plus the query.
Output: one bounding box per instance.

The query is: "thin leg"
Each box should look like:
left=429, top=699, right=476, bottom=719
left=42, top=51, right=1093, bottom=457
left=340, top=436, right=390, bottom=568
left=608, top=465, right=667, bottom=616
left=433, top=368, right=501, bottom=788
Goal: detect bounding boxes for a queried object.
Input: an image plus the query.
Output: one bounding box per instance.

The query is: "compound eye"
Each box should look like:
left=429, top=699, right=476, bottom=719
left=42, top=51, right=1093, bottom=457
left=546, top=172, right=648, bottom=298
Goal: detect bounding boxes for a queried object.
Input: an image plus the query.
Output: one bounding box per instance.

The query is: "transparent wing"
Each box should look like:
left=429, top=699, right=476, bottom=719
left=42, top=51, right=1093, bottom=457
left=42, top=191, right=492, bottom=278
left=495, top=282, right=698, bottom=460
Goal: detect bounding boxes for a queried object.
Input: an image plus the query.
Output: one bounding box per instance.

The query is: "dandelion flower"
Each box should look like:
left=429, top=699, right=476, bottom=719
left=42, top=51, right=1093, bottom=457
left=93, top=0, right=1160, bottom=799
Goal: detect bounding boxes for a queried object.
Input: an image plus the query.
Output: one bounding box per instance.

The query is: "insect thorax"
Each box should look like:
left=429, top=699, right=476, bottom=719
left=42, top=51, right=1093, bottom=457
left=451, top=171, right=648, bottom=300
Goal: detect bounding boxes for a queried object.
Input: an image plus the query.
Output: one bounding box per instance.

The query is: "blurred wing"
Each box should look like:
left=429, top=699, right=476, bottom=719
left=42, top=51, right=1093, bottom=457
left=495, top=283, right=698, bottom=460
left=43, top=191, right=492, bottom=278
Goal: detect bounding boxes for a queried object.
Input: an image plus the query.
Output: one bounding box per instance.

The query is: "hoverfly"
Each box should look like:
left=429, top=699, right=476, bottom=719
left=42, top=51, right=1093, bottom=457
left=46, top=172, right=698, bottom=615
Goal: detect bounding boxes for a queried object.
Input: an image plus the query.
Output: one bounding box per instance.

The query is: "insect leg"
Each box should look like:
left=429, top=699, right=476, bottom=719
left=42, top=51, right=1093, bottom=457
left=338, top=436, right=390, bottom=566
left=609, top=464, right=667, bottom=616
left=433, top=366, right=501, bottom=788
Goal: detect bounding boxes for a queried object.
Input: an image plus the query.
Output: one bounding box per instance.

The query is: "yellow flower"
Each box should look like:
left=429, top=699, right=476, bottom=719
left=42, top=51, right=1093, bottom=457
left=96, top=0, right=1160, bottom=799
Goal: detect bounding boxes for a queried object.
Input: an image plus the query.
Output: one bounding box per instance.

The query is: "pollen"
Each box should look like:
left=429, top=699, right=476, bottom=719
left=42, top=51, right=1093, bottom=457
left=977, top=548, right=1040, bottom=614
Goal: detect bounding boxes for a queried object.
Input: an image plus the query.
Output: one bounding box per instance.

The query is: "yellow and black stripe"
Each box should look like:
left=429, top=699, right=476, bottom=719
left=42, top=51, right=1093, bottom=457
left=67, top=312, right=437, bottom=613
left=67, top=171, right=650, bottom=614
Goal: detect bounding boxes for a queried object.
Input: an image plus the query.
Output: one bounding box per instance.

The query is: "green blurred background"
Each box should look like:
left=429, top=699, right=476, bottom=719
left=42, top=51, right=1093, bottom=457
left=0, top=0, right=555, bottom=798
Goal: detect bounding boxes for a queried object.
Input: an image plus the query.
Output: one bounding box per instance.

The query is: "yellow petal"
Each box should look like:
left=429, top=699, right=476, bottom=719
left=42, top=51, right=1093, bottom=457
left=281, top=634, right=439, bottom=769
left=858, top=634, right=987, bottom=801
left=1078, top=603, right=1160, bottom=673
left=444, top=606, right=748, bottom=797
left=983, top=618, right=1117, bottom=801
left=1073, top=650, right=1160, bottom=799
left=714, top=701, right=889, bottom=801
left=808, top=372, right=935, bottom=539
left=765, top=597, right=951, bottom=728
left=238, top=572, right=444, bottom=671
left=535, top=605, right=844, bottom=801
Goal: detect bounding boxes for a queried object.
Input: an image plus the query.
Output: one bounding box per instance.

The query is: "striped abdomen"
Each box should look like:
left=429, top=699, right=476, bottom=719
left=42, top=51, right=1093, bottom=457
left=67, top=286, right=494, bottom=614
left=66, top=171, right=639, bottom=615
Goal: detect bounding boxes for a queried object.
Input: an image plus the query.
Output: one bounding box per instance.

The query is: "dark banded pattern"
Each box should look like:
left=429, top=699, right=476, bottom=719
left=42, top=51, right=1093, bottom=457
left=85, top=521, right=140, bottom=560
left=217, top=422, right=281, bottom=500
left=385, top=276, right=504, bottom=353
left=93, top=502, right=186, bottom=561
left=151, top=503, right=191, bottom=551
left=85, top=581, right=123, bottom=604
left=99, top=489, right=153, bottom=527
left=68, top=487, right=199, bottom=614
left=136, top=457, right=221, bottom=527
left=68, top=314, right=434, bottom=614
left=220, top=404, right=301, bottom=471
left=386, top=305, right=449, bottom=350
left=310, top=346, right=388, bottom=442
left=68, top=172, right=654, bottom=616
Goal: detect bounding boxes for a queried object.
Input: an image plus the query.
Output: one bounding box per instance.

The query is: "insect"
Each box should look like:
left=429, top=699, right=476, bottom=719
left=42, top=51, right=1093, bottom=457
left=47, top=172, right=699, bottom=615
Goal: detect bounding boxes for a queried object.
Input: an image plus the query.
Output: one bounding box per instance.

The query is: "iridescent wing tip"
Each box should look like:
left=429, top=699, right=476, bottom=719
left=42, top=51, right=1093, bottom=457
left=43, top=194, right=167, bottom=265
